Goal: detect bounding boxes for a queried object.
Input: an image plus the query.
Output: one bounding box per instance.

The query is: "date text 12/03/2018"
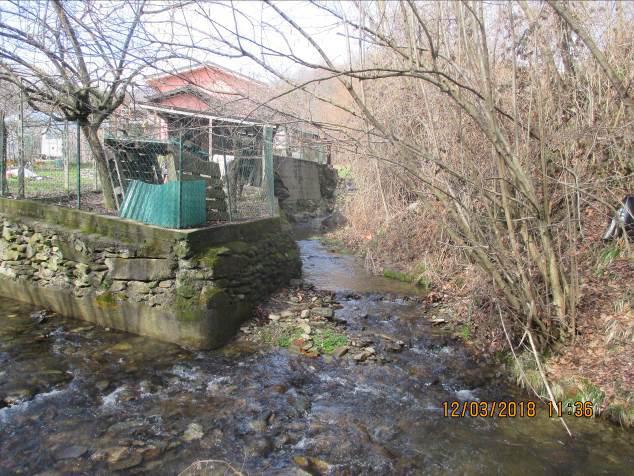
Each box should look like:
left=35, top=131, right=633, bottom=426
left=442, top=401, right=594, bottom=418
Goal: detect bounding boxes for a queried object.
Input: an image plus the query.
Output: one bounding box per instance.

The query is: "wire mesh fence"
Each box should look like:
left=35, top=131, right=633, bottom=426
left=0, top=109, right=293, bottom=228
left=0, top=114, right=100, bottom=206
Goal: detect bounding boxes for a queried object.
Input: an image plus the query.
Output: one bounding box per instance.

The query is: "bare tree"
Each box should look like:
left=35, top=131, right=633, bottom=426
left=0, top=0, right=151, bottom=209
left=164, top=0, right=632, bottom=352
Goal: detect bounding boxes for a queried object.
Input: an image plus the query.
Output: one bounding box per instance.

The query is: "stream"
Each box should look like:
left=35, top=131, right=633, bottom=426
left=1, top=236, right=633, bottom=475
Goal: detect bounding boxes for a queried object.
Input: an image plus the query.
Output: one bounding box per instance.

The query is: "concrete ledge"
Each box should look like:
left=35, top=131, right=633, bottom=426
left=0, top=277, right=211, bottom=348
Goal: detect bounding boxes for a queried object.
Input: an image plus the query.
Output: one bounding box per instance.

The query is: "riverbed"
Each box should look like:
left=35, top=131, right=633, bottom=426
left=1, top=238, right=633, bottom=475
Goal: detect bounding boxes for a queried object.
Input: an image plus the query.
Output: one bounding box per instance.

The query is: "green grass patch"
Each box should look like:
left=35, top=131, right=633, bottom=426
left=457, top=323, right=472, bottom=341
left=312, top=328, right=348, bottom=354
left=273, top=325, right=347, bottom=354
left=563, top=379, right=605, bottom=413
left=336, top=165, right=352, bottom=179
left=383, top=269, right=410, bottom=282
left=275, top=325, right=304, bottom=347
left=5, top=164, right=97, bottom=195
left=604, top=402, right=634, bottom=427
left=595, top=244, right=621, bottom=275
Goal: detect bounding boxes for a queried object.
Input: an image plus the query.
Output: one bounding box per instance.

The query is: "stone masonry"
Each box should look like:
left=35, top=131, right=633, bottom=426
left=0, top=198, right=301, bottom=349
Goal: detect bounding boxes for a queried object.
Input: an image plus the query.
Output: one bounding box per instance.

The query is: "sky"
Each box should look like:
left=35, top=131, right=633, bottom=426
left=145, top=1, right=358, bottom=83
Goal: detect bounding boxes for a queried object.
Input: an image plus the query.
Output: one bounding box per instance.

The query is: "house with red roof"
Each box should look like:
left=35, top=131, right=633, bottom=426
left=139, top=63, right=328, bottom=164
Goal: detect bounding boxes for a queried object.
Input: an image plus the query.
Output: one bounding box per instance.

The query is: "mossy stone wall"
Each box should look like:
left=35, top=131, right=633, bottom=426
left=0, top=198, right=300, bottom=349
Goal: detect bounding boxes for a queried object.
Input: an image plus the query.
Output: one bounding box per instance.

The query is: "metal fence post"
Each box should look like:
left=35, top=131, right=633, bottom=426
left=76, top=122, right=81, bottom=209
left=0, top=111, right=5, bottom=197
left=262, top=125, right=276, bottom=216
left=223, top=154, right=232, bottom=222
left=18, top=89, right=24, bottom=198
left=63, top=121, right=69, bottom=191
left=177, top=132, right=183, bottom=228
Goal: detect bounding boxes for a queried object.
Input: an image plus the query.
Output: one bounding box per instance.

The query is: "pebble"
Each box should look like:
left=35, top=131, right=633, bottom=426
left=249, top=418, right=268, bottom=433
left=244, top=435, right=273, bottom=457
left=4, top=388, right=34, bottom=405
left=104, top=446, right=129, bottom=464
left=54, top=445, right=89, bottom=460
left=183, top=422, right=204, bottom=441
left=109, top=452, right=143, bottom=471
left=141, top=445, right=161, bottom=461
left=268, top=313, right=281, bottom=322
left=311, top=307, right=334, bottom=319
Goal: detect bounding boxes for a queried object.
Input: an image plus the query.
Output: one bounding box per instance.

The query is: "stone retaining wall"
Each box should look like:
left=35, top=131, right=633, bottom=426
left=0, top=198, right=301, bottom=349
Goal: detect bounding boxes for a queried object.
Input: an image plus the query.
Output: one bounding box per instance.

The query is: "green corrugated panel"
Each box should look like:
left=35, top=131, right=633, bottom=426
left=119, top=179, right=206, bottom=229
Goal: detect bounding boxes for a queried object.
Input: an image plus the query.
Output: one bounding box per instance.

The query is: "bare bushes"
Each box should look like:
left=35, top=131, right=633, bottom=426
left=325, top=1, right=633, bottom=351
left=161, top=0, right=632, bottom=352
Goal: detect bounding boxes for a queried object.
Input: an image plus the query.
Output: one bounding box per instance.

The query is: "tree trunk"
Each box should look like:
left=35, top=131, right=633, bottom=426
left=82, top=124, right=116, bottom=211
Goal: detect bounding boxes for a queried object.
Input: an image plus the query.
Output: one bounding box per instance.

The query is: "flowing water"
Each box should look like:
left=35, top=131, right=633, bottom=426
left=1, top=236, right=633, bottom=475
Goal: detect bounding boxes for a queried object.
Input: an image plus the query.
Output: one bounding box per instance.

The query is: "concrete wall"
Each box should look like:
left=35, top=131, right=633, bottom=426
left=273, top=156, right=337, bottom=218
left=0, top=198, right=301, bottom=349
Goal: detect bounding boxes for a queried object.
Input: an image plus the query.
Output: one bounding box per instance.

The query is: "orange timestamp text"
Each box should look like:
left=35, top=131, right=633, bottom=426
left=442, top=400, right=537, bottom=418
left=442, top=400, right=595, bottom=418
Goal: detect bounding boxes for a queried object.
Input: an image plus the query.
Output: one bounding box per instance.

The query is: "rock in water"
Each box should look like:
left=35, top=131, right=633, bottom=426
left=293, top=455, right=333, bottom=474
left=109, top=452, right=143, bottom=471
left=311, top=307, right=334, bottom=319
left=55, top=445, right=89, bottom=460
left=455, top=389, right=477, bottom=401
left=183, top=422, right=204, bottom=441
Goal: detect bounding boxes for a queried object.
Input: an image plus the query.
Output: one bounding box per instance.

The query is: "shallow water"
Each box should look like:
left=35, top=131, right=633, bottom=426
left=0, top=239, right=633, bottom=475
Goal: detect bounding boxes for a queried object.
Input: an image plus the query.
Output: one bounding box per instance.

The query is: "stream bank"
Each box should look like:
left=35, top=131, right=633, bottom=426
left=1, top=237, right=633, bottom=474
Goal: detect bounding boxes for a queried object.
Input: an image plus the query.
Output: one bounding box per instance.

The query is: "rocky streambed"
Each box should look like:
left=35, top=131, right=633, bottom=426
left=239, top=283, right=406, bottom=363
left=1, top=238, right=634, bottom=475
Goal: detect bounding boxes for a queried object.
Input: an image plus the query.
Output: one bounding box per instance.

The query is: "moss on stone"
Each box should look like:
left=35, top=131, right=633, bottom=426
left=194, top=246, right=230, bottom=269
left=100, top=276, right=113, bottom=290
left=173, top=240, right=190, bottom=258
left=175, top=294, right=203, bottom=322
left=383, top=267, right=431, bottom=289
left=199, top=286, right=224, bottom=307
left=225, top=240, right=253, bottom=255
left=138, top=239, right=166, bottom=257
left=95, top=291, right=117, bottom=309
left=176, top=280, right=196, bottom=299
